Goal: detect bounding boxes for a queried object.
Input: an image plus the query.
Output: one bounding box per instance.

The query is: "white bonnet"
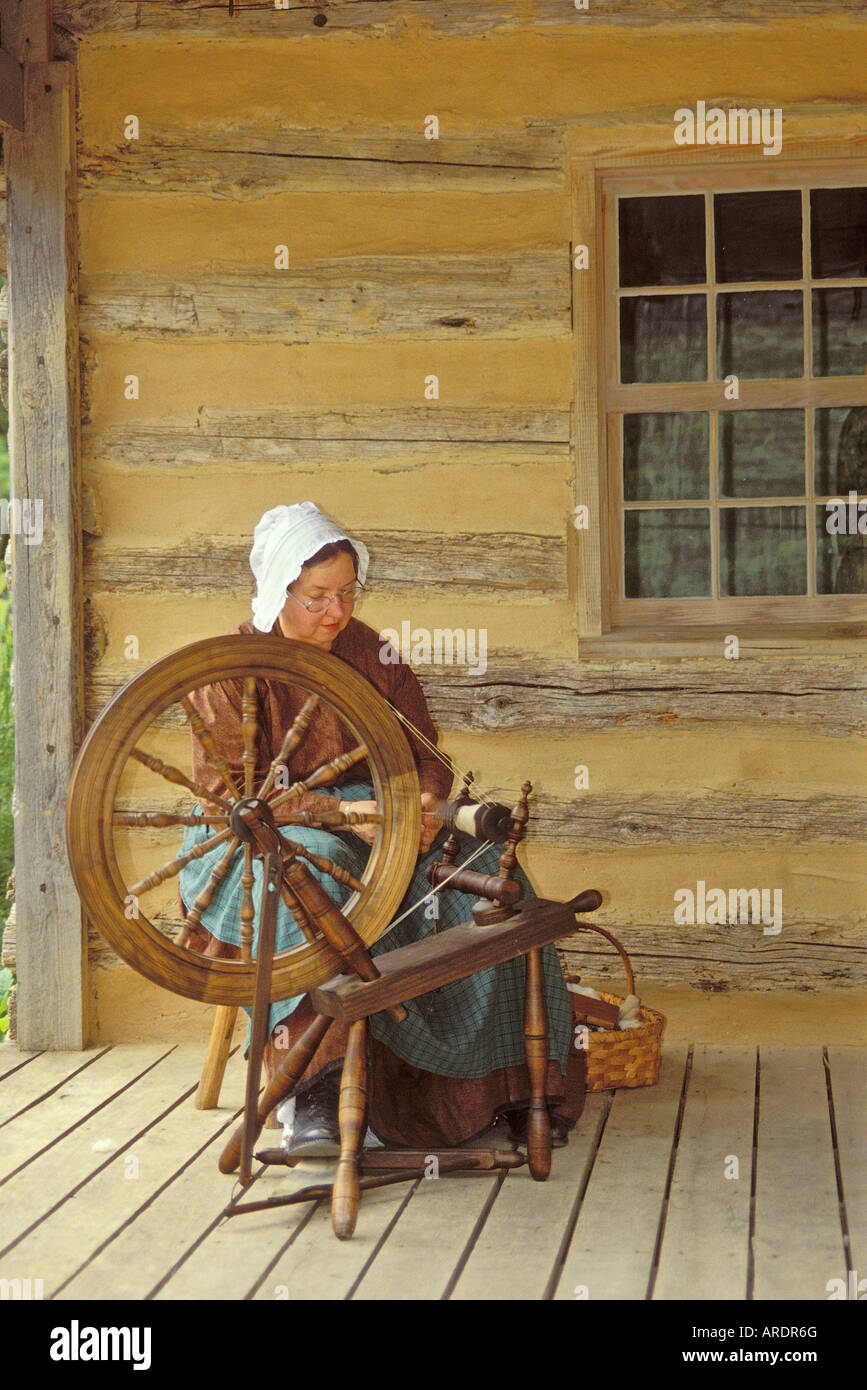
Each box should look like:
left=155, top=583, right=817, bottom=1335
left=249, top=501, right=369, bottom=633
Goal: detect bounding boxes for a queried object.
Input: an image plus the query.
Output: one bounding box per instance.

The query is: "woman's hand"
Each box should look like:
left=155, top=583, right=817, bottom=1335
left=337, top=799, right=378, bottom=846
left=339, top=793, right=441, bottom=853
left=419, top=792, right=442, bottom=855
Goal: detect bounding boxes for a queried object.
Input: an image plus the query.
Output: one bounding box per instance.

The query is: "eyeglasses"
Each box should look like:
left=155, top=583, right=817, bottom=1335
left=284, top=581, right=365, bottom=615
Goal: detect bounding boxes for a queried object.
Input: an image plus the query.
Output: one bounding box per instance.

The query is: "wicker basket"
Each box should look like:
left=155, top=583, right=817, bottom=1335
left=567, top=920, right=665, bottom=1092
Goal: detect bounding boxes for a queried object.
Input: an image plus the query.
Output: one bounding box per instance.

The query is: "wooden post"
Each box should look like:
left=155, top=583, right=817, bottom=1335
left=5, top=21, right=86, bottom=1046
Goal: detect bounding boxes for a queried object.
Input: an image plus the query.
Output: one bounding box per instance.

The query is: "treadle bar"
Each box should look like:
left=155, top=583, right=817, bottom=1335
left=222, top=1150, right=526, bottom=1218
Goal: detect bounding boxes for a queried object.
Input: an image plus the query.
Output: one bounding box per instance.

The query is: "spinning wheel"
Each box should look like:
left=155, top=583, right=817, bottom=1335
left=67, top=633, right=604, bottom=1239
left=66, top=635, right=422, bottom=1008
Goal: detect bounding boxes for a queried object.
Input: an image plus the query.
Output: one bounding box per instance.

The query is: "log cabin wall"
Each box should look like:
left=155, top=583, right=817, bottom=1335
left=49, top=1, right=866, bottom=1043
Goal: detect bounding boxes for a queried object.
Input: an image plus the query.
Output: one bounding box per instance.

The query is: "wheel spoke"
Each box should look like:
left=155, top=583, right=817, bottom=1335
left=114, top=810, right=229, bottom=828
left=180, top=695, right=242, bottom=802
left=240, top=842, right=254, bottom=962
left=241, top=677, right=258, bottom=797
left=257, top=693, right=319, bottom=800
left=273, top=808, right=382, bottom=830
left=280, top=840, right=365, bottom=895
left=180, top=835, right=241, bottom=940
left=268, top=743, right=368, bottom=808
left=130, top=747, right=233, bottom=811
left=128, top=825, right=234, bottom=897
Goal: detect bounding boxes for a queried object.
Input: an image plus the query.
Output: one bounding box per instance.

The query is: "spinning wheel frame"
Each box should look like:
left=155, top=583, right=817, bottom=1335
left=66, top=636, right=421, bottom=1007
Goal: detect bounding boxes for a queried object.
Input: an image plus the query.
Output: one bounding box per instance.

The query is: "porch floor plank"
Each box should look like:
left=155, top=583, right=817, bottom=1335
left=0, top=1045, right=204, bottom=1262
left=653, top=1046, right=756, bottom=1301
left=0, top=1044, right=175, bottom=1184
left=154, top=1158, right=319, bottom=1300
left=58, top=1051, right=250, bottom=1301
left=353, top=1168, right=503, bottom=1301
left=553, top=1046, right=688, bottom=1301
left=753, top=1047, right=846, bottom=1301
left=0, top=1042, right=859, bottom=1301
left=0, top=1044, right=43, bottom=1078
left=451, top=1091, right=609, bottom=1301
left=827, top=1047, right=867, bottom=1277
left=0, top=1046, right=110, bottom=1121
left=249, top=1167, right=419, bottom=1301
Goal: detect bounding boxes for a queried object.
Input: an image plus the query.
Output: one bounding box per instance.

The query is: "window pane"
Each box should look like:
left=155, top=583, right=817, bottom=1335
left=715, top=190, right=802, bottom=283
left=623, top=413, right=709, bottom=501
left=816, top=504, right=867, bottom=593
left=619, top=195, right=706, bottom=287
left=810, top=188, right=867, bottom=278
left=718, top=410, right=805, bottom=498
left=815, top=406, right=867, bottom=494
left=620, top=295, right=707, bottom=383
left=625, top=509, right=711, bottom=597
left=716, top=290, right=804, bottom=379
left=812, top=289, right=867, bottom=376
left=719, top=506, right=806, bottom=595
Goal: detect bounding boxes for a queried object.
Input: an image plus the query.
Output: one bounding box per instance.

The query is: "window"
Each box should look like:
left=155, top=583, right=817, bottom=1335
left=602, top=168, right=867, bottom=625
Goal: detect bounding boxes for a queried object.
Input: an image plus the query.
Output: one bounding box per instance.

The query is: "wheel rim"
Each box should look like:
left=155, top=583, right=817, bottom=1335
left=66, top=636, right=421, bottom=1005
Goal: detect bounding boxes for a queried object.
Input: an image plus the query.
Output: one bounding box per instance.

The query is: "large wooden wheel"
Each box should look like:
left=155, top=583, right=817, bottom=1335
left=66, top=636, right=421, bottom=1007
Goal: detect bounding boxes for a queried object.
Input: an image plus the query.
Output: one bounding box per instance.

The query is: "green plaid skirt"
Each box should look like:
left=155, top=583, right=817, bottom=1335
left=178, top=782, right=571, bottom=1078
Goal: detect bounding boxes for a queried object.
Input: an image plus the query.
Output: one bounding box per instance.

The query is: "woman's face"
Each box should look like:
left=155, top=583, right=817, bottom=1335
left=277, top=551, right=358, bottom=650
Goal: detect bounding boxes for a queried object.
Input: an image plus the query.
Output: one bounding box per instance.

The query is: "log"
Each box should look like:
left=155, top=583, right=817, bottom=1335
left=83, top=530, right=568, bottom=595
left=418, top=656, right=867, bottom=738
left=83, top=425, right=568, bottom=470
left=79, top=255, right=570, bottom=341
left=195, top=405, right=569, bottom=443
left=510, top=792, right=867, bottom=847
left=559, top=922, right=867, bottom=991
left=77, top=132, right=564, bottom=197
left=84, top=652, right=866, bottom=738
left=103, top=784, right=867, bottom=848
left=53, top=0, right=866, bottom=42
left=85, top=910, right=867, bottom=990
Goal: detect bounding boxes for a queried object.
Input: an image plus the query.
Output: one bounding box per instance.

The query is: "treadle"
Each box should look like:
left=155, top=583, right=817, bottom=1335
left=310, top=898, right=589, bottom=1023
left=223, top=1149, right=527, bottom=1217
left=254, top=1146, right=527, bottom=1171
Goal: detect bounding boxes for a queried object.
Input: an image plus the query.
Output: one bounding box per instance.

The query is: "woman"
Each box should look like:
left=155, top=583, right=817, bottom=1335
left=179, top=502, right=585, bottom=1154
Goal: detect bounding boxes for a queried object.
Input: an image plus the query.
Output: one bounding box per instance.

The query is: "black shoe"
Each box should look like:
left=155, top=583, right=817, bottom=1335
left=284, top=1075, right=341, bottom=1158
left=504, top=1107, right=569, bottom=1149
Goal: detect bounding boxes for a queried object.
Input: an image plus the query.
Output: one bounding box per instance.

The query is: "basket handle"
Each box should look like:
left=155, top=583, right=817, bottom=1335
left=569, top=917, right=635, bottom=998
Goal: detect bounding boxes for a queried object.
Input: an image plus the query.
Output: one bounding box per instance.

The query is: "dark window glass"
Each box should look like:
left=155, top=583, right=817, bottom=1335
left=716, top=290, right=803, bottom=379
left=812, top=289, right=866, bottom=376
left=715, top=190, right=802, bottom=283
left=810, top=188, right=867, bottom=278
left=816, top=503, right=867, bottom=593
left=718, top=410, right=804, bottom=498
left=815, top=406, right=867, bottom=494
left=623, top=413, right=708, bottom=501
left=619, top=195, right=706, bottom=287
left=621, top=295, right=707, bottom=382
left=624, top=509, right=711, bottom=597
left=719, top=506, right=807, bottom=595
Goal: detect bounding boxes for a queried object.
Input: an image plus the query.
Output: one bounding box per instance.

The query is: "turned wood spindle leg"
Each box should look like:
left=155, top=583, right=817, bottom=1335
left=219, top=1008, right=334, bottom=1174
left=524, top=946, right=552, bottom=1181
left=332, top=1019, right=368, bottom=1240
left=195, top=1004, right=239, bottom=1110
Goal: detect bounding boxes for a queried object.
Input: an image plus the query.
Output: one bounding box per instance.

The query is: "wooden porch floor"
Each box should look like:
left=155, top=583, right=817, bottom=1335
left=0, top=1041, right=862, bottom=1302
